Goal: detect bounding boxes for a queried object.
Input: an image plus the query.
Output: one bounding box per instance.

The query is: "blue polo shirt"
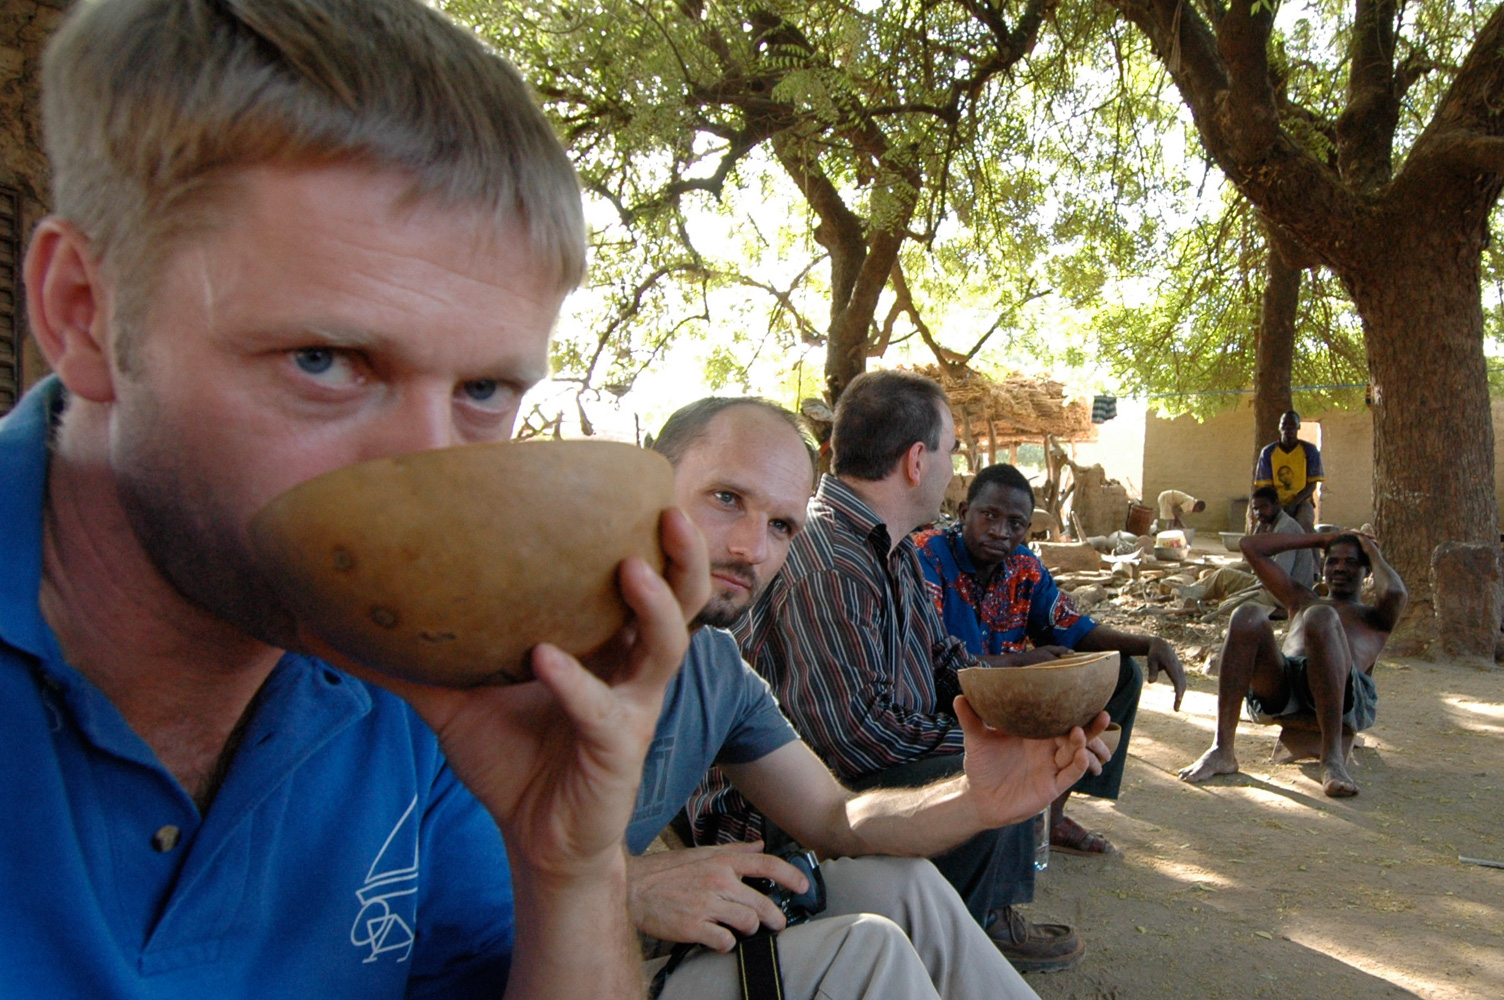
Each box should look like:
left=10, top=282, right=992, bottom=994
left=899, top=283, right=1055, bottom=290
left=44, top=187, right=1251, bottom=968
left=0, top=381, right=516, bottom=998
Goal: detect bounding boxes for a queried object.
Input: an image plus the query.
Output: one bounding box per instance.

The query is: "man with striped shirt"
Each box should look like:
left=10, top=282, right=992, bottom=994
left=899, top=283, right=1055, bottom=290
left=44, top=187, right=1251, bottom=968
left=690, top=370, right=1087, bottom=974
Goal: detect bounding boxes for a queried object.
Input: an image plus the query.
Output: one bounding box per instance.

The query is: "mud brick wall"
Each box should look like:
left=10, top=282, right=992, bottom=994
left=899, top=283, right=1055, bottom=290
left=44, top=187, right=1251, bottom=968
left=1142, top=400, right=1504, bottom=533
left=0, top=0, right=66, bottom=412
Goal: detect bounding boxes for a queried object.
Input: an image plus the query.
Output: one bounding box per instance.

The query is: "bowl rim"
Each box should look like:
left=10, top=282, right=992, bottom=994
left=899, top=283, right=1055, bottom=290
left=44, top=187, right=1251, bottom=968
left=957, top=650, right=1119, bottom=675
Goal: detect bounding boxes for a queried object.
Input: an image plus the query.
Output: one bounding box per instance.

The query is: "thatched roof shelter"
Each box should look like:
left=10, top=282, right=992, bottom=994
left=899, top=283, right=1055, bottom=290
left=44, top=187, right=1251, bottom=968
left=906, top=363, right=1095, bottom=472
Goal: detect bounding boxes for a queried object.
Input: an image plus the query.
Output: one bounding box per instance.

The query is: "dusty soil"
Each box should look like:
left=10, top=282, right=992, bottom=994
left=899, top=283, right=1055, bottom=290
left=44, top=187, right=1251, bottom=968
left=1024, top=603, right=1504, bottom=1000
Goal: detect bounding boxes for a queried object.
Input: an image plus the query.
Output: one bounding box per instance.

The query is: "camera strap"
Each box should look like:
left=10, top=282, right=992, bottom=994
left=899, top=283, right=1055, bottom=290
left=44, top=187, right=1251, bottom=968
left=734, top=928, right=786, bottom=1000
left=645, top=931, right=787, bottom=1000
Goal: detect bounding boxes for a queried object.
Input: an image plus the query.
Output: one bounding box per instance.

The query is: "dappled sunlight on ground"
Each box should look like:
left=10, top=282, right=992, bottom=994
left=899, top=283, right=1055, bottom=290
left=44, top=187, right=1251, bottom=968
left=1439, top=694, right=1504, bottom=736
left=1444, top=696, right=1504, bottom=718
left=1029, top=657, right=1504, bottom=1000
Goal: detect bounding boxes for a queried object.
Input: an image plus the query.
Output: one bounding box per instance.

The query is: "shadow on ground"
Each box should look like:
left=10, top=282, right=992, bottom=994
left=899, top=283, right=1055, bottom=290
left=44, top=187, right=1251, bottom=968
left=1028, top=657, right=1504, bottom=1000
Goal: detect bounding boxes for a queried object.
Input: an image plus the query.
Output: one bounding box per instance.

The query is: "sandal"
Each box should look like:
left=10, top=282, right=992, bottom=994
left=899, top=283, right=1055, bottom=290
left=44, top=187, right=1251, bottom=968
left=1050, top=814, right=1120, bottom=857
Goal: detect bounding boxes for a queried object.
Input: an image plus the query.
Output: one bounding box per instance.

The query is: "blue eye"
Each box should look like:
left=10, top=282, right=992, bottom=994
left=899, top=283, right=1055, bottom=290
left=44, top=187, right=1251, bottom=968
left=462, top=380, right=498, bottom=401
left=294, top=348, right=336, bottom=374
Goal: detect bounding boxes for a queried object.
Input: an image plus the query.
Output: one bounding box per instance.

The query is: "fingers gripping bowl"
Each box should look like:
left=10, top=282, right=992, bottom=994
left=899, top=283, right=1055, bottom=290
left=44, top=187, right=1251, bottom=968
left=958, top=651, right=1120, bottom=739
left=248, top=440, right=675, bottom=687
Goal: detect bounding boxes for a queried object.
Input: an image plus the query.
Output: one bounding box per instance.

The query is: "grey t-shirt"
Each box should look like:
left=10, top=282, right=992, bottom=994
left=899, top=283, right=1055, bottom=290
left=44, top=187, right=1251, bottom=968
left=626, top=627, right=799, bottom=854
left=1266, top=511, right=1317, bottom=587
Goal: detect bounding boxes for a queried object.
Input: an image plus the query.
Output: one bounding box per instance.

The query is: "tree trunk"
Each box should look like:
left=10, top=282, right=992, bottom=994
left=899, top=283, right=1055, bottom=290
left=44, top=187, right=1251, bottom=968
left=1349, top=209, right=1499, bottom=655
left=1252, top=242, right=1300, bottom=472
left=1101, top=0, right=1504, bottom=652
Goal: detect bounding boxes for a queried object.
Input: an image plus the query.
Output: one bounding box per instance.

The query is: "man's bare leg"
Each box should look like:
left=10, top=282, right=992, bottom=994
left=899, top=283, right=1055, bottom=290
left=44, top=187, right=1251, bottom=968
left=1179, top=605, right=1287, bottom=783
left=1301, top=605, right=1359, bottom=797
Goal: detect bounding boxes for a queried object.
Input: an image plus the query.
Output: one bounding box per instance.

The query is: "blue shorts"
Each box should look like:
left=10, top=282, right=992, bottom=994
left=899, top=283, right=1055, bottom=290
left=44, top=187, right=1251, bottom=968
left=1245, top=654, right=1378, bottom=733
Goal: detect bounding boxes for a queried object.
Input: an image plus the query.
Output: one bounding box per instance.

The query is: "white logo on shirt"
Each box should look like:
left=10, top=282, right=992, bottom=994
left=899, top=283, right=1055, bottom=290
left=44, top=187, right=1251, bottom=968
left=351, top=795, right=419, bottom=963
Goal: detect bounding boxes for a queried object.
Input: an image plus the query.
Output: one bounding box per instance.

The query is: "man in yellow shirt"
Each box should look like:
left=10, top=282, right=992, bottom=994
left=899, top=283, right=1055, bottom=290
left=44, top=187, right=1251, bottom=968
left=1254, top=410, right=1324, bottom=531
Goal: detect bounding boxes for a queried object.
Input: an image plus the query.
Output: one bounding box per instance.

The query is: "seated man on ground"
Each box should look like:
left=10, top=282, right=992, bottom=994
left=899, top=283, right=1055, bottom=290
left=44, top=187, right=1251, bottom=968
left=1249, top=485, right=1317, bottom=588
left=1156, top=489, right=1206, bottom=532
left=632, top=398, right=1107, bottom=1000
left=1179, top=531, right=1405, bottom=797
left=690, top=371, right=1093, bottom=975
left=916, top=464, right=1187, bottom=857
left=1201, top=485, right=1318, bottom=620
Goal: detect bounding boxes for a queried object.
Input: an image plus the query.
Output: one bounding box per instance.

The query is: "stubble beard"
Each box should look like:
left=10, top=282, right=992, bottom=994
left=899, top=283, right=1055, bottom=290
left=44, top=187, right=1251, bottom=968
left=111, top=395, right=301, bottom=652
left=693, top=560, right=761, bottom=629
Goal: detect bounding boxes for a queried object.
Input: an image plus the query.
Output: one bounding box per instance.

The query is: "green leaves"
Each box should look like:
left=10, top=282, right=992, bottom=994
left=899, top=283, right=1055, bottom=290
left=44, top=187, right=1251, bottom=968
left=437, top=0, right=1504, bottom=428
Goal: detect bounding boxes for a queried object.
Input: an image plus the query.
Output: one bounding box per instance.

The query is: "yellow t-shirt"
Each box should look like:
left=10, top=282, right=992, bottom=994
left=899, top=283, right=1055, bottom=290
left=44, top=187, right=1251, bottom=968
left=1255, top=441, right=1322, bottom=506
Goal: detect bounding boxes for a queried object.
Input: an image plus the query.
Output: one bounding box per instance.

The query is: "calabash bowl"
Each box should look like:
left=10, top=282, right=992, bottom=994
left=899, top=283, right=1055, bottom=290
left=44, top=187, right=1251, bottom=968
left=248, top=440, right=674, bottom=687
left=958, top=651, right=1120, bottom=739
left=1099, top=722, right=1123, bottom=757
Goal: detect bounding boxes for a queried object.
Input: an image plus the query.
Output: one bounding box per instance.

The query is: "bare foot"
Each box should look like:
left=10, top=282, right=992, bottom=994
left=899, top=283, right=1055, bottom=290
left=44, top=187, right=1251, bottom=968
left=1178, top=746, right=1239, bottom=783
left=1322, top=757, right=1359, bottom=797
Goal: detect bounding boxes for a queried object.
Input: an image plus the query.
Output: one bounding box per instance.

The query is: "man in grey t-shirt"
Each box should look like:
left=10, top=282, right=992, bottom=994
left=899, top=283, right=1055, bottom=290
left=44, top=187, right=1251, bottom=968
left=1252, top=486, right=1316, bottom=588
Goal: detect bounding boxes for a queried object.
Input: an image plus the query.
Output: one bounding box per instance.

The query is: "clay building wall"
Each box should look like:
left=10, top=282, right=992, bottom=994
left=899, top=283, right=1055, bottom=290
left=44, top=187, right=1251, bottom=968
left=1142, top=399, right=1504, bottom=535
left=0, top=0, right=67, bottom=414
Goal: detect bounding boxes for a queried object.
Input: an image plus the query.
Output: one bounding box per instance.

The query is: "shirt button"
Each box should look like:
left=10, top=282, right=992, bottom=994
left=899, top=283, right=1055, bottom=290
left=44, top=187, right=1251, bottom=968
left=152, top=826, right=181, bottom=852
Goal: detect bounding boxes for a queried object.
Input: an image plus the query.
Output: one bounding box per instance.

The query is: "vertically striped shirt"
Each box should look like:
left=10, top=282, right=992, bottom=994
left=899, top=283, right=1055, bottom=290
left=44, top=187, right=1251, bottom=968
left=686, top=474, right=974, bottom=844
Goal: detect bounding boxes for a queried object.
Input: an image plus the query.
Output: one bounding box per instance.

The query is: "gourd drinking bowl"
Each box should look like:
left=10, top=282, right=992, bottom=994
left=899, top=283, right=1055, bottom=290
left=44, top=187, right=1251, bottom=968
left=249, top=440, right=674, bottom=686
left=958, top=651, right=1120, bottom=739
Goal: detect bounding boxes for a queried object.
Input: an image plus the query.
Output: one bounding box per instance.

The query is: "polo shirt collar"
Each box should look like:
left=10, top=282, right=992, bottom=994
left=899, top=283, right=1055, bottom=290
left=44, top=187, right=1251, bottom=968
left=0, top=377, right=64, bottom=663
left=0, top=379, right=155, bottom=763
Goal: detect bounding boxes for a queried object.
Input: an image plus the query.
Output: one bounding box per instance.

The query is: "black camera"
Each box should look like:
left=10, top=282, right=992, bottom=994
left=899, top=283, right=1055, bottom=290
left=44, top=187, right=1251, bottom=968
left=742, top=845, right=827, bottom=927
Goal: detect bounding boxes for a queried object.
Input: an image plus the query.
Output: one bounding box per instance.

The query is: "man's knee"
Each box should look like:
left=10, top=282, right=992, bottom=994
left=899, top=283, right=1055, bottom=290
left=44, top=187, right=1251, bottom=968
left=1228, top=603, right=1271, bottom=639
left=1300, top=604, right=1342, bottom=637
left=1300, top=605, right=1348, bottom=661
left=808, top=913, right=937, bottom=996
left=653, top=913, right=934, bottom=1000
left=821, top=856, right=954, bottom=921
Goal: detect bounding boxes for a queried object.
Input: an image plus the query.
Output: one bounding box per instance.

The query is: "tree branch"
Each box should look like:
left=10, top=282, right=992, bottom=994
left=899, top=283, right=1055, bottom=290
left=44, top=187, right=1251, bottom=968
left=1334, top=0, right=1400, bottom=190
left=1409, top=6, right=1504, bottom=148
left=1422, top=133, right=1504, bottom=175
left=888, top=259, right=967, bottom=372
left=1215, top=0, right=1280, bottom=164
left=1106, top=0, right=1358, bottom=266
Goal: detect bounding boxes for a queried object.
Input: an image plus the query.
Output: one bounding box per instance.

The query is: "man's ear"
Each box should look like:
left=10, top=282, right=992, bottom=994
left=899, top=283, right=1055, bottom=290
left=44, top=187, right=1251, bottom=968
left=901, top=440, right=925, bottom=485
left=24, top=217, right=117, bottom=403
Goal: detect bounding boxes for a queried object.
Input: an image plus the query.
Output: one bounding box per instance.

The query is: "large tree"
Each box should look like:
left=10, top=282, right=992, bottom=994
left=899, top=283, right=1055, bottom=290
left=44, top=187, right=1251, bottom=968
left=1099, top=0, right=1504, bottom=649
left=450, top=0, right=1073, bottom=407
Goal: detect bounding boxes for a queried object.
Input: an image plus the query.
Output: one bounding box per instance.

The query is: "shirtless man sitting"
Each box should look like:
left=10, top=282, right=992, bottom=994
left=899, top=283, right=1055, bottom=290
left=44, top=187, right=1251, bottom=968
left=1178, top=530, right=1406, bottom=797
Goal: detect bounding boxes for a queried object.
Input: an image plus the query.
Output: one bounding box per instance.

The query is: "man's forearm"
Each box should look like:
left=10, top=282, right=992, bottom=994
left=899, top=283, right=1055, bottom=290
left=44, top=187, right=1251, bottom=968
left=1242, top=529, right=1327, bottom=559
left=834, top=774, right=983, bottom=858
left=505, top=853, right=643, bottom=1000
left=1075, top=625, right=1152, bottom=657
left=1365, top=545, right=1407, bottom=607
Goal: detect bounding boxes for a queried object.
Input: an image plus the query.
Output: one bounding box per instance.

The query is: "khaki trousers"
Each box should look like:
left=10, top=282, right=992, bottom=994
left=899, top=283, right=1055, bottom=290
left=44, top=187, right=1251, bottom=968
left=647, top=856, right=1039, bottom=1000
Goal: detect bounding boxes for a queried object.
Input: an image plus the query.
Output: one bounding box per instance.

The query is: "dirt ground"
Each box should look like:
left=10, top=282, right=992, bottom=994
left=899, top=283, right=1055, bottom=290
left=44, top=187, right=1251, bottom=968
left=1023, top=598, right=1504, bottom=1000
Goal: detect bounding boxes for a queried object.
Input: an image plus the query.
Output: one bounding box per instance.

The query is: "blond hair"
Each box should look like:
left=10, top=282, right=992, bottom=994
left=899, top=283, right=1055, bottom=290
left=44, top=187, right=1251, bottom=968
left=42, top=0, right=585, bottom=343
